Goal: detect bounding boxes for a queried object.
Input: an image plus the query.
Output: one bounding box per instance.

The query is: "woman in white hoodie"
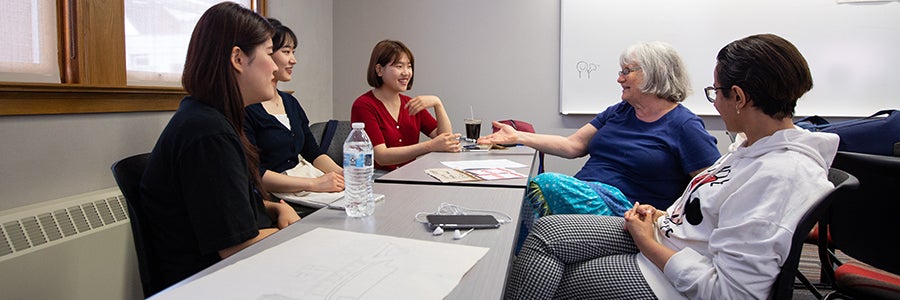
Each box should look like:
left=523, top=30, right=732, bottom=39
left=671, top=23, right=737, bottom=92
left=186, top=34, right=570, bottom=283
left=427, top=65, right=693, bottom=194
left=504, top=33, right=839, bottom=300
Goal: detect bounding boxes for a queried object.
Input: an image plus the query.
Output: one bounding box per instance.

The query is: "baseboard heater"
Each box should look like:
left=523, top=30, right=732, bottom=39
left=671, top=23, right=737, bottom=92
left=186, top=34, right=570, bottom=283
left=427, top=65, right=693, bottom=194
left=0, top=188, right=142, bottom=299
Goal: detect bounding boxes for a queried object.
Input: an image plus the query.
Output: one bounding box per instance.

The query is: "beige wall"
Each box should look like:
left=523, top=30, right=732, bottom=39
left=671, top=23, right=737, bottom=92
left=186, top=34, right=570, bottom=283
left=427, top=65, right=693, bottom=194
left=0, top=0, right=737, bottom=211
left=330, top=0, right=728, bottom=175
left=269, top=0, right=334, bottom=124
left=0, top=0, right=334, bottom=212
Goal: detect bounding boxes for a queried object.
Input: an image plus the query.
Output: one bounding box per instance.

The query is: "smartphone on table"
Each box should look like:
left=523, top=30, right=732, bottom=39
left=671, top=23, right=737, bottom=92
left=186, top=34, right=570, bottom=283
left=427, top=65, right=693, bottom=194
left=426, top=214, right=501, bottom=229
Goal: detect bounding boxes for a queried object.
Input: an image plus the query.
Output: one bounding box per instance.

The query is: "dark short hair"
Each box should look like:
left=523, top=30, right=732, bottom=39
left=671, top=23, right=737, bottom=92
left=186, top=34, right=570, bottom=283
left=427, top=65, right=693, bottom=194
left=716, top=34, right=813, bottom=119
left=366, top=40, right=415, bottom=89
left=267, top=18, right=297, bottom=50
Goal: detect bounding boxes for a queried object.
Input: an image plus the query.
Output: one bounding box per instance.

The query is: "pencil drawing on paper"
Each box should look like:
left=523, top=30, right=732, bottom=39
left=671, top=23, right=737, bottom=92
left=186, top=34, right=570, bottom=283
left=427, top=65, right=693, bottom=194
left=259, top=242, right=404, bottom=300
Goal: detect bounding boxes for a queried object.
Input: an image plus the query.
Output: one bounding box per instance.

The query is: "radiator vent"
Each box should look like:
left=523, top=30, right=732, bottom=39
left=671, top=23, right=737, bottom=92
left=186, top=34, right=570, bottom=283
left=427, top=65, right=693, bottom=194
left=0, top=188, right=129, bottom=262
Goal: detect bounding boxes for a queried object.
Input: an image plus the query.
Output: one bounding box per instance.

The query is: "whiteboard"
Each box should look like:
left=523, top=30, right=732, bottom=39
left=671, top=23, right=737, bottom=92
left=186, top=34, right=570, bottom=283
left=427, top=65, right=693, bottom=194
left=560, top=0, right=900, bottom=116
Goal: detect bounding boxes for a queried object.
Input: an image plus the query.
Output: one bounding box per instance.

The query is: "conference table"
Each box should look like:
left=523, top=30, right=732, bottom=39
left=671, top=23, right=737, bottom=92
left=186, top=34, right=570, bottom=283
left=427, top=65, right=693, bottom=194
left=376, top=146, right=537, bottom=188
left=151, top=146, right=539, bottom=300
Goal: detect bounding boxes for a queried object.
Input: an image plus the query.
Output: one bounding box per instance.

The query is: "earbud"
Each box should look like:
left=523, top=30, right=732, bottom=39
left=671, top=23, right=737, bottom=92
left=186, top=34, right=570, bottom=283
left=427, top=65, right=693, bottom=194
left=432, top=226, right=444, bottom=236
left=453, top=228, right=474, bottom=240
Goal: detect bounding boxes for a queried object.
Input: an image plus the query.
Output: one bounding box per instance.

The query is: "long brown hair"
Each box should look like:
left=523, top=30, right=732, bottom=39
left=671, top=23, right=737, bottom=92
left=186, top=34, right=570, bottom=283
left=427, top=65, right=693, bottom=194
left=182, top=2, right=273, bottom=199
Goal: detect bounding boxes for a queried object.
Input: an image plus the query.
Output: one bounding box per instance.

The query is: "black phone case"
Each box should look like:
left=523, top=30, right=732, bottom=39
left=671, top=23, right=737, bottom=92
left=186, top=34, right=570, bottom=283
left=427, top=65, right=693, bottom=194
left=426, top=214, right=500, bottom=229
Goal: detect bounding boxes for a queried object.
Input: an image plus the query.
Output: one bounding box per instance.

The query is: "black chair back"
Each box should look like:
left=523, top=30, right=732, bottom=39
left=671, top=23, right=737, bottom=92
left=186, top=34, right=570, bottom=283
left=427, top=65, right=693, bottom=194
left=822, top=152, right=900, bottom=276
left=111, top=153, right=161, bottom=298
left=324, top=121, right=353, bottom=166
left=309, top=120, right=354, bottom=166
left=771, top=168, right=859, bottom=299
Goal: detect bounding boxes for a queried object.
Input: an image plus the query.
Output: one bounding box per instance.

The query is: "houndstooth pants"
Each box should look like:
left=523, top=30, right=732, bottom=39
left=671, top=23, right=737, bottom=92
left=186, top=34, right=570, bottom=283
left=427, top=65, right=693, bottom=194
left=504, top=214, right=658, bottom=300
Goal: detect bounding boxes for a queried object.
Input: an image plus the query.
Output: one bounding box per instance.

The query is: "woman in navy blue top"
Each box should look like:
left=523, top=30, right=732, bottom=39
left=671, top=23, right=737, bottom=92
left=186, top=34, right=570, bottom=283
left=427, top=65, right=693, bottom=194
left=244, top=18, right=343, bottom=194
left=479, top=41, right=720, bottom=216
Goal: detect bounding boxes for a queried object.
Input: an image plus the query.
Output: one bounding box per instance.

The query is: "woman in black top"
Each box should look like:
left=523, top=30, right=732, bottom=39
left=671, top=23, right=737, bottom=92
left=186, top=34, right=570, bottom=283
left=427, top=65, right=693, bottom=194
left=244, top=18, right=344, bottom=194
left=140, top=3, right=300, bottom=291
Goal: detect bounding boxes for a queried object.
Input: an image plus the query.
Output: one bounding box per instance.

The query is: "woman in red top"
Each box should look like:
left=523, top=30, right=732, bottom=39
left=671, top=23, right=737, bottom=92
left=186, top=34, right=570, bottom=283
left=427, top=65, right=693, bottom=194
left=351, top=40, right=460, bottom=173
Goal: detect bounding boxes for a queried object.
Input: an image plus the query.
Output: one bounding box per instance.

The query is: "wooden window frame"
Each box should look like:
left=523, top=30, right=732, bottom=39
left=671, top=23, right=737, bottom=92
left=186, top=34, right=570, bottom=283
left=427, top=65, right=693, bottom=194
left=0, top=0, right=266, bottom=116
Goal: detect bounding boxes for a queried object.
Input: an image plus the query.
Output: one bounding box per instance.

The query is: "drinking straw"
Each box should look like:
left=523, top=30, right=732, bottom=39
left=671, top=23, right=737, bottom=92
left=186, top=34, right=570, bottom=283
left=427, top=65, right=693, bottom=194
left=470, top=106, right=475, bottom=120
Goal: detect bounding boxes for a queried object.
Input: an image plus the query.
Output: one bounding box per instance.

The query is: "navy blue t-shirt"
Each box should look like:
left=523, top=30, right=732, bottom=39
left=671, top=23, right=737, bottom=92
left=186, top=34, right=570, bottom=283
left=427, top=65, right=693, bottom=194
left=574, top=101, right=720, bottom=208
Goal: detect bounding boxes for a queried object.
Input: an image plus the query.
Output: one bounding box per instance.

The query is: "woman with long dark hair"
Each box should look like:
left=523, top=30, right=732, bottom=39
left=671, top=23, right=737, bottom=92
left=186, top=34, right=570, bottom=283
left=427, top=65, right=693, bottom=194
left=140, top=2, right=299, bottom=291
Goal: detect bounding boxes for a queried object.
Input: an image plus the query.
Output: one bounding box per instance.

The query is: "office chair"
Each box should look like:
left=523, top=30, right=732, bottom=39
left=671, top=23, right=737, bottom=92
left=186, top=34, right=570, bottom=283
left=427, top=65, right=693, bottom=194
left=111, top=153, right=163, bottom=298
left=310, top=120, right=352, bottom=166
left=815, top=152, right=900, bottom=299
left=770, top=168, right=859, bottom=300
left=308, top=120, right=328, bottom=147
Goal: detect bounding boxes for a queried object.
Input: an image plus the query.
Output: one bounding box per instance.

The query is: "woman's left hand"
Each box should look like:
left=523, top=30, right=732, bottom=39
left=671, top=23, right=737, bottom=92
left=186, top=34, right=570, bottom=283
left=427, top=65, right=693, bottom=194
left=623, top=202, right=659, bottom=242
left=275, top=200, right=301, bottom=229
left=406, top=95, right=441, bottom=115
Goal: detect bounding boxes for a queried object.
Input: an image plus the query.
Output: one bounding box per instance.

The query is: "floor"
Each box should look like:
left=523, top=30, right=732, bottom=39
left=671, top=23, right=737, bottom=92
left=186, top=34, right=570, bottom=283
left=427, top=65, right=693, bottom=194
left=792, top=243, right=850, bottom=299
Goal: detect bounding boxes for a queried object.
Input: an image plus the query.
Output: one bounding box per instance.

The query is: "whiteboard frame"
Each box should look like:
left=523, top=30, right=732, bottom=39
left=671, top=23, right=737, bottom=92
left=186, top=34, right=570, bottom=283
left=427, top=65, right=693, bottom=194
left=560, top=0, right=900, bottom=117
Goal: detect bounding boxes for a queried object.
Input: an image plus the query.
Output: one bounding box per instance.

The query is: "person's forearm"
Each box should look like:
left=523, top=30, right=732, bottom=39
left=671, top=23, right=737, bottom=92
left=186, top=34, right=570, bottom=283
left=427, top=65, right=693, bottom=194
left=218, top=228, right=277, bottom=258
left=634, top=236, right=677, bottom=271
left=518, top=132, right=588, bottom=159
left=261, top=170, right=312, bottom=193
left=432, top=102, right=453, bottom=135
left=313, top=154, right=343, bottom=174
left=373, top=143, right=431, bottom=166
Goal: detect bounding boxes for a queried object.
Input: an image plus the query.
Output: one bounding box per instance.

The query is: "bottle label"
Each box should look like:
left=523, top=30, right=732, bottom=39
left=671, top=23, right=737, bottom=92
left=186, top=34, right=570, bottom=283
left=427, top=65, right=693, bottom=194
left=344, top=153, right=373, bottom=168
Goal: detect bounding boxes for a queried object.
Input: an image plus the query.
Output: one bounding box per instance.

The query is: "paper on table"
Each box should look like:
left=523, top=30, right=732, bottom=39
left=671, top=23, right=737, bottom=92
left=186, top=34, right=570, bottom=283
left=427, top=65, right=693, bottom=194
left=425, top=168, right=526, bottom=182
left=153, top=228, right=489, bottom=300
left=441, top=159, right=528, bottom=170
left=424, top=168, right=481, bottom=182
left=466, top=168, right=526, bottom=181
left=277, top=192, right=385, bottom=210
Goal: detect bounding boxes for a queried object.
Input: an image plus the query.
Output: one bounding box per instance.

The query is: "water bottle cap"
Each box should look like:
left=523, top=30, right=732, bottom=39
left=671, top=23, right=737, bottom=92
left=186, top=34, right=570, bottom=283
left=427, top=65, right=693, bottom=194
left=352, top=122, right=365, bottom=129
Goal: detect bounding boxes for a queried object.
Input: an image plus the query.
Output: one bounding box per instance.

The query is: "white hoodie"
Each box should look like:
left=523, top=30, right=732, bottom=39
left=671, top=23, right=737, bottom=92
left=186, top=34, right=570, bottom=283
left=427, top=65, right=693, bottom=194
left=637, top=128, right=839, bottom=300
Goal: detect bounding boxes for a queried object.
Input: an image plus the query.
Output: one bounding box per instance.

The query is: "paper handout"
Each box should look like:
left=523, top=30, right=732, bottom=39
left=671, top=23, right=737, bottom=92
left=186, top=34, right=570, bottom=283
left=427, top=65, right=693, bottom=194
left=425, top=167, right=526, bottom=183
left=153, top=228, right=489, bottom=300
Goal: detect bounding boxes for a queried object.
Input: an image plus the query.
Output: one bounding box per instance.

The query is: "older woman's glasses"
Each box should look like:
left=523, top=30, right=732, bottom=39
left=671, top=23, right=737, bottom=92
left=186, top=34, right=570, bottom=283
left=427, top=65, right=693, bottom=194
left=704, top=86, right=727, bottom=103
left=618, top=67, right=641, bottom=77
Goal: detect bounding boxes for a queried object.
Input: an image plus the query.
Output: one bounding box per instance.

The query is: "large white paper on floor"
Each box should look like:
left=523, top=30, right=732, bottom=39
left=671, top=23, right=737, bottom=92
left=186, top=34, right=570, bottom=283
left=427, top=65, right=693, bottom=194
left=153, top=227, right=489, bottom=300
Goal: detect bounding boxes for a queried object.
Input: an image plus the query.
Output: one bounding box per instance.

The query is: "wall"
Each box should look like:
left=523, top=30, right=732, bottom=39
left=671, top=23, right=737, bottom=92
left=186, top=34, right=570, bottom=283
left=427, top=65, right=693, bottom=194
left=269, top=0, right=334, bottom=124
left=332, top=0, right=728, bottom=174
left=0, top=0, right=333, bottom=213
left=0, top=1, right=332, bottom=298
left=0, top=112, right=171, bottom=212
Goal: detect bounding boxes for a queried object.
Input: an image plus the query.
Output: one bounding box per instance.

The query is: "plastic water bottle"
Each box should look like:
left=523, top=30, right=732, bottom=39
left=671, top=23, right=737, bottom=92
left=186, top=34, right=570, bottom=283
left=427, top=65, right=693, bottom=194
left=343, top=122, right=375, bottom=217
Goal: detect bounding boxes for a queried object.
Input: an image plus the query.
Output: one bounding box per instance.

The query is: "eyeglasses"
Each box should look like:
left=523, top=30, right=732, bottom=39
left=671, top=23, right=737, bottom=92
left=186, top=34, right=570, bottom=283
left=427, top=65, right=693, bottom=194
left=704, top=86, right=727, bottom=103
left=618, top=67, right=642, bottom=77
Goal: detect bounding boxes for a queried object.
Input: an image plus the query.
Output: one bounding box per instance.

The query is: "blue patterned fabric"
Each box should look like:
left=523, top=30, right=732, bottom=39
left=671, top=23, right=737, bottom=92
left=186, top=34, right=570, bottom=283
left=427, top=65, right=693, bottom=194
left=528, top=172, right=632, bottom=217
left=516, top=172, right=633, bottom=254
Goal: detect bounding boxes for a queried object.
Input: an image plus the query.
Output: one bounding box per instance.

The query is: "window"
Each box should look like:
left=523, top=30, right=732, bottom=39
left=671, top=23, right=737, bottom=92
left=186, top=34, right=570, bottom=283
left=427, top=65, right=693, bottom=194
left=0, top=0, right=266, bottom=115
left=0, top=0, right=60, bottom=83
left=125, top=0, right=254, bottom=86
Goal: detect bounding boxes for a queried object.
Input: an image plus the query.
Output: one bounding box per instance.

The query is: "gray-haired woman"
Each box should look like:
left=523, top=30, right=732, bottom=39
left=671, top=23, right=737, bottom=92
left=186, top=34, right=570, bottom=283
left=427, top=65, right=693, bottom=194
left=504, top=34, right=837, bottom=300
left=479, top=41, right=719, bottom=221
